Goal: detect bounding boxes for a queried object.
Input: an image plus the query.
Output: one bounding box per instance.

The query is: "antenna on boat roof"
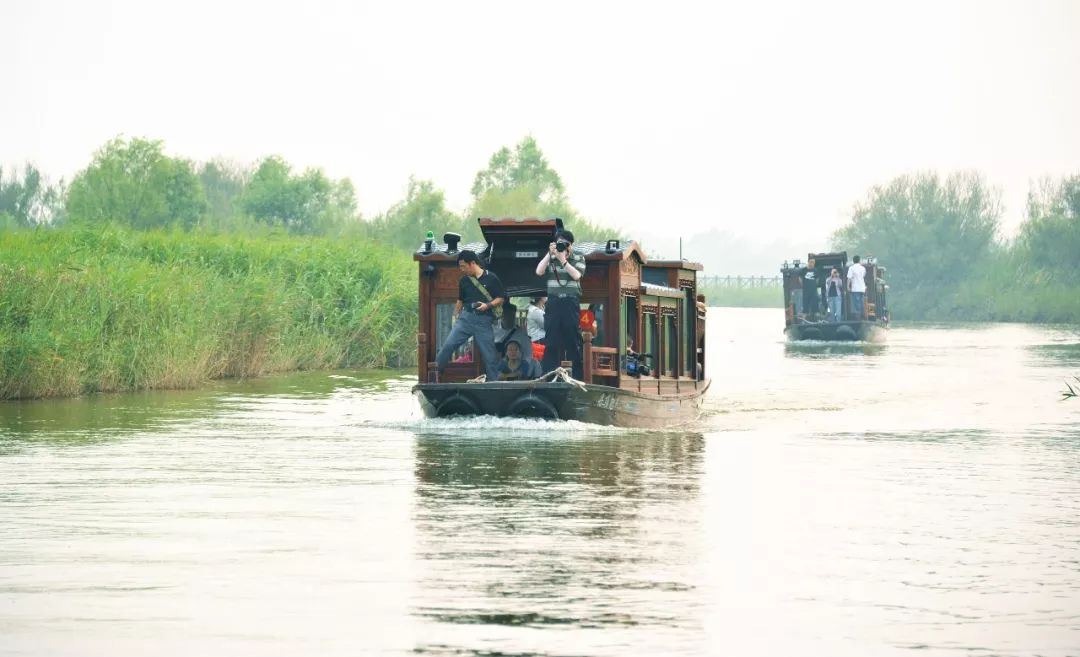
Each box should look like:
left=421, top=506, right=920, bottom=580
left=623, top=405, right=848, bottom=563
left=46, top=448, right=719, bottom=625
left=679, top=237, right=682, bottom=261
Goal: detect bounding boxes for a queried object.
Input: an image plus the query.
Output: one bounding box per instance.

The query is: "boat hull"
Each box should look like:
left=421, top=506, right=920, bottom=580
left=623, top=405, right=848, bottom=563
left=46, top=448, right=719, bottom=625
left=413, top=379, right=711, bottom=429
left=785, top=320, right=888, bottom=342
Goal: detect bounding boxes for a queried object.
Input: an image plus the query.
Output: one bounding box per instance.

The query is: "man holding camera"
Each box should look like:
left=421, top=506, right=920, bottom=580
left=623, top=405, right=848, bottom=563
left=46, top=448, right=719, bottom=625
left=435, top=250, right=506, bottom=382
left=535, top=230, right=586, bottom=380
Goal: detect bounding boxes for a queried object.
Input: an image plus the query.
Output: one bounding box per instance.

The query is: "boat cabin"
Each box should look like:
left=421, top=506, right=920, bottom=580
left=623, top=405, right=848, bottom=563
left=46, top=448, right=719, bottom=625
left=414, top=218, right=707, bottom=394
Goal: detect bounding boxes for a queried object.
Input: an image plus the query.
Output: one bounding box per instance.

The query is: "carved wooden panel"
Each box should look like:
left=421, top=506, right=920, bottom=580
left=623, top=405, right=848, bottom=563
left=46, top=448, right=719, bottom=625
left=619, top=256, right=641, bottom=289
left=590, top=347, right=619, bottom=378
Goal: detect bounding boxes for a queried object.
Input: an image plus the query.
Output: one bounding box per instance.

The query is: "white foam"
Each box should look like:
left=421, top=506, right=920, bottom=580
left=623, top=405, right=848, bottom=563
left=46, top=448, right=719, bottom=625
left=387, top=414, right=641, bottom=436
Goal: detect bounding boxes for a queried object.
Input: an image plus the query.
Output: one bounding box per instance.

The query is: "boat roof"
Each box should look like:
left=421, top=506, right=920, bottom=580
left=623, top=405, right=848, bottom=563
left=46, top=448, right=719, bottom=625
left=413, top=216, right=703, bottom=270
left=641, top=282, right=686, bottom=298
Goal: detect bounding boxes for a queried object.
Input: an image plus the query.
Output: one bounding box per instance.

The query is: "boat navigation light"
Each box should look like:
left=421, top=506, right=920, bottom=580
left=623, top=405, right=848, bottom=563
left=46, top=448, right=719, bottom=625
left=423, top=230, right=434, bottom=254
left=782, top=260, right=790, bottom=269
left=793, top=258, right=801, bottom=267
left=605, top=239, right=620, bottom=254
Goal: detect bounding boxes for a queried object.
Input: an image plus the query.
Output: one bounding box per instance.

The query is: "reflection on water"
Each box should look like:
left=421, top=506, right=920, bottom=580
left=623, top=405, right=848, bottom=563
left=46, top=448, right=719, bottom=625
left=412, top=434, right=705, bottom=654
left=2, top=309, right=1080, bottom=656
left=0, top=370, right=404, bottom=445
left=783, top=340, right=889, bottom=358
left=1028, top=342, right=1080, bottom=366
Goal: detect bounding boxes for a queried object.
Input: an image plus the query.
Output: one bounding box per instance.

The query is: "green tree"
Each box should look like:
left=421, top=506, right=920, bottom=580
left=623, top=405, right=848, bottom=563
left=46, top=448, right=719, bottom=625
left=368, top=176, right=464, bottom=249
left=198, top=160, right=249, bottom=226
left=0, top=164, right=65, bottom=227
left=468, top=136, right=619, bottom=243
left=67, top=137, right=207, bottom=230
left=831, top=171, right=1002, bottom=290
left=471, top=136, right=564, bottom=202
left=1017, top=175, right=1080, bottom=283
left=240, top=156, right=357, bottom=234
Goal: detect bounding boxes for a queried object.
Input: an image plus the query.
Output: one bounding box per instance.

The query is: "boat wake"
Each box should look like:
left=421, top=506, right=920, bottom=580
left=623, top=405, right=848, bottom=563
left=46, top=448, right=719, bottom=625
left=369, top=413, right=650, bottom=436
left=785, top=339, right=884, bottom=347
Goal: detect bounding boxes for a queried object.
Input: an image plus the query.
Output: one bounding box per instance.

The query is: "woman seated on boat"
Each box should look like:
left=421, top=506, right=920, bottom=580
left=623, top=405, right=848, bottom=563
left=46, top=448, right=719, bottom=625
left=494, top=302, right=533, bottom=358
left=451, top=338, right=474, bottom=363
left=497, top=340, right=541, bottom=381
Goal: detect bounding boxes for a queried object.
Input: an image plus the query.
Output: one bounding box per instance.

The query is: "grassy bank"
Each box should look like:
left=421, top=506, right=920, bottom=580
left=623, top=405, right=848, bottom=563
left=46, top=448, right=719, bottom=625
left=699, top=286, right=783, bottom=308
left=0, top=226, right=417, bottom=399
left=891, top=282, right=1080, bottom=323
left=886, top=251, right=1080, bottom=322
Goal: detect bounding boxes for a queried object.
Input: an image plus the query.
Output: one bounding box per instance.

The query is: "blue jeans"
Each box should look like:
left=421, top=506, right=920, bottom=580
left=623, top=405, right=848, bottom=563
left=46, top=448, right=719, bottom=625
left=828, top=296, right=842, bottom=322
left=435, top=310, right=500, bottom=381
left=850, top=292, right=865, bottom=320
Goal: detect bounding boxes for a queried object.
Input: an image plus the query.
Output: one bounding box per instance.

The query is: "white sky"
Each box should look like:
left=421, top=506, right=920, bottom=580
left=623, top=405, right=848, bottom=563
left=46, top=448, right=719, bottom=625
left=4, top=0, right=1079, bottom=244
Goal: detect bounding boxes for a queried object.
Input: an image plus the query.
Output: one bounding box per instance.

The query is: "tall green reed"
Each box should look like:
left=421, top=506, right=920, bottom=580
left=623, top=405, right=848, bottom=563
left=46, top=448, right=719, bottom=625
left=0, top=225, right=417, bottom=399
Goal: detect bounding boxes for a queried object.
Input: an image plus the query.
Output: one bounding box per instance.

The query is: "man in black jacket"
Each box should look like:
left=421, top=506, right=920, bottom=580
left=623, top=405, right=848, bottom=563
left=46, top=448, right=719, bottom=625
left=435, top=250, right=506, bottom=381
left=801, top=257, right=821, bottom=320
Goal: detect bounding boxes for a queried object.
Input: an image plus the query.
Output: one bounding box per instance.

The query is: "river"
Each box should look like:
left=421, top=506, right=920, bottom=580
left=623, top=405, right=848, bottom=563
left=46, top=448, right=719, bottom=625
left=1, top=308, right=1078, bottom=657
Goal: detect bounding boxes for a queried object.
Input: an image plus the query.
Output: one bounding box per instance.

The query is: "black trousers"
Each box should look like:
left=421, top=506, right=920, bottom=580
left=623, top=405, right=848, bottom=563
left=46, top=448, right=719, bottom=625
left=541, top=296, right=583, bottom=380
left=803, top=285, right=820, bottom=315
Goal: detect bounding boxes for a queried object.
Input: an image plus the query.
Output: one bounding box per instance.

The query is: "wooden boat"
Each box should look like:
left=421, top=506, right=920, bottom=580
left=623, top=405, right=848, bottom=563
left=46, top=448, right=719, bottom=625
left=412, top=218, right=711, bottom=427
left=780, top=251, right=889, bottom=342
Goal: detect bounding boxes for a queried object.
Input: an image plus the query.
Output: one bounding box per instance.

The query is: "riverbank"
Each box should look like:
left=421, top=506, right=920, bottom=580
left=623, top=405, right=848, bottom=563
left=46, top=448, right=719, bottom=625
left=0, top=226, right=417, bottom=400
left=700, top=286, right=782, bottom=308
left=891, top=282, right=1080, bottom=323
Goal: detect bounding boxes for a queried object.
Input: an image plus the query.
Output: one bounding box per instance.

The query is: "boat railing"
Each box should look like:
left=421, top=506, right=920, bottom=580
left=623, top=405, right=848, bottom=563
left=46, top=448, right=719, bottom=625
left=582, top=333, right=619, bottom=382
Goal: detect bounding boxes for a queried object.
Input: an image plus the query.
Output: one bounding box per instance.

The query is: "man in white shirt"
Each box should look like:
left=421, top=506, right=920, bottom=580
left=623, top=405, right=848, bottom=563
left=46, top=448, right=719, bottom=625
left=846, top=255, right=867, bottom=320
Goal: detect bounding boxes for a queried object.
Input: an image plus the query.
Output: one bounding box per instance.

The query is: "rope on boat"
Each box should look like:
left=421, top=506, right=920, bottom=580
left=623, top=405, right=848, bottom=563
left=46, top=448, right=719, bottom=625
left=464, top=367, right=585, bottom=390
left=537, top=367, right=587, bottom=391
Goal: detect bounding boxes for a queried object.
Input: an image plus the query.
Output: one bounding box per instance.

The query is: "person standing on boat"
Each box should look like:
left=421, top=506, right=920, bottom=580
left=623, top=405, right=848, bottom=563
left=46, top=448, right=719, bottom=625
left=826, top=268, right=844, bottom=322
left=801, top=257, right=820, bottom=320
left=535, top=230, right=586, bottom=380
left=435, top=250, right=506, bottom=382
left=847, top=255, right=867, bottom=320
left=527, top=296, right=546, bottom=345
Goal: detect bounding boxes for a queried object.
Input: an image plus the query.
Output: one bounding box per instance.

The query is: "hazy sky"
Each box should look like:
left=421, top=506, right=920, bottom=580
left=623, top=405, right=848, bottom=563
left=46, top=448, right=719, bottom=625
left=5, top=0, right=1079, bottom=245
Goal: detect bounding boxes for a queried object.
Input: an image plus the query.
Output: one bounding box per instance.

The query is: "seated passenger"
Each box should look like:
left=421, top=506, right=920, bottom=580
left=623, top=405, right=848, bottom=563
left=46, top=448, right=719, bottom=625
left=494, top=302, right=533, bottom=358
left=451, top=338, right=474, bottom=363
left=497, top=340, right=540, bottom=381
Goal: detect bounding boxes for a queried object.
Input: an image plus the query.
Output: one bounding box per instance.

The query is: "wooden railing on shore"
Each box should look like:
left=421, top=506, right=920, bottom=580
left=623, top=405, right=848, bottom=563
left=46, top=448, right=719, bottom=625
left=698, top=275, right=782, bottom=289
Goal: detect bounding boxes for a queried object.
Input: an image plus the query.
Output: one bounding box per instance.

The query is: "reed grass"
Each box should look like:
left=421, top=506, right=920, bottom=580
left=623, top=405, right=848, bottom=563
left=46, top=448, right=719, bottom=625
left=889, top=252, right=1080, bottom=323
left=0, top=225, right=417, bottom=399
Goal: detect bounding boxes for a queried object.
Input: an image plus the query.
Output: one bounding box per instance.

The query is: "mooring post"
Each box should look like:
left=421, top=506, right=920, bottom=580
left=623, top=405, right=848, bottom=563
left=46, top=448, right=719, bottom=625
left=582, top=331, right=593, bottom=383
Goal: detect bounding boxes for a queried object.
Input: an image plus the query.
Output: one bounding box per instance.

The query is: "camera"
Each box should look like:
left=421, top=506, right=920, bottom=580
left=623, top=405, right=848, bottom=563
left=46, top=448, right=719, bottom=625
left=555, top=241, right=569, bottom=253
left=624, top=352, right=652, bottom=377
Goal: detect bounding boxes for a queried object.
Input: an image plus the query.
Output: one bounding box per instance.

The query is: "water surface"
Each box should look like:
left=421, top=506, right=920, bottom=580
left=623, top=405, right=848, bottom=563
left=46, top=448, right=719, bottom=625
left=2, top=308, right=1079, bottom=656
